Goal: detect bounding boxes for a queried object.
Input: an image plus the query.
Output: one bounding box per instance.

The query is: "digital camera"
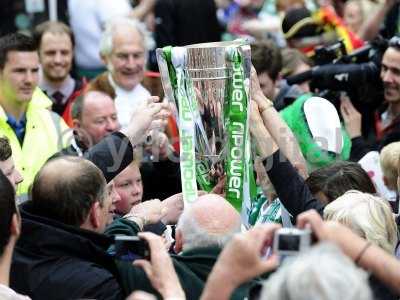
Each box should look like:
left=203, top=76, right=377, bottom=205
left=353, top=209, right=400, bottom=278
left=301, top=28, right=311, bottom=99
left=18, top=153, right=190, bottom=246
left=114, top=235, right=150, bottom=261
left=273, top=228, right=312, bottom=256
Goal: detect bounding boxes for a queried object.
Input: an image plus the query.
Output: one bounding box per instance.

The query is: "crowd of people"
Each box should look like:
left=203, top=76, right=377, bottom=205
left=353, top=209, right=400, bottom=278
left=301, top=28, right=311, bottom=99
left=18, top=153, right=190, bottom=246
left=1, top=0, right=400, bottom=299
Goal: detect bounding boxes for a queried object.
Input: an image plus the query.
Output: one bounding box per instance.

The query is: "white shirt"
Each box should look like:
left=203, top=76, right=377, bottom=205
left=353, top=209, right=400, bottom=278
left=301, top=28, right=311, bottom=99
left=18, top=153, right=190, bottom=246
left=109, top=74, right=151, bottom=129
left=0, top=284, right=31, bottom=300
left=68, top=0, right=131, bottom=69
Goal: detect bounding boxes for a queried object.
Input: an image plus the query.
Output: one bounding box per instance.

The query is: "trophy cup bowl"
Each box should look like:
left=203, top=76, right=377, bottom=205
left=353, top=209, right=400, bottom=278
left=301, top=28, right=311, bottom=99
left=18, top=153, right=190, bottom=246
left=157, top=41, right=251, bottom=190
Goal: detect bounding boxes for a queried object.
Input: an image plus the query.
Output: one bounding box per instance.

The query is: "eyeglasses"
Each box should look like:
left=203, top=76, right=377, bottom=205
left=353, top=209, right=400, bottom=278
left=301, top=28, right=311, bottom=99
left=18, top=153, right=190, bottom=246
left=389, top=36, right=400, bottom=49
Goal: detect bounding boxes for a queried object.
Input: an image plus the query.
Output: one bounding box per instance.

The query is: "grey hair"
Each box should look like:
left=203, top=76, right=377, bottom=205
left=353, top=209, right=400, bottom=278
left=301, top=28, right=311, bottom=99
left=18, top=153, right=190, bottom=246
left=176, top=208, right=241, bottom=252
left=261, top=242, right=373, bottom=300
left=99, top=17, right=154, bottom=57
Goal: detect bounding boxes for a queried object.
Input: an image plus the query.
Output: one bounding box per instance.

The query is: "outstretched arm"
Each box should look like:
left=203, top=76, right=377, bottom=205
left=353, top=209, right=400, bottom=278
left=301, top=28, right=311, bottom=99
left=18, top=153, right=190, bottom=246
left=86, top=97, right=170, bottom=183
left=251, top=68, right=308, bottom=179
left=250, top=101, right=324, bottom=220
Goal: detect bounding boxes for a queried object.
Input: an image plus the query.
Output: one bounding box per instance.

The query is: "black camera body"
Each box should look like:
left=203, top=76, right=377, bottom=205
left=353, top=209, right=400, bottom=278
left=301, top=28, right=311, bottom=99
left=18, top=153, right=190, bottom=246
left=285, top=38, right=388, bottom=137
left=114, top=235, right=150, bottom=261
left=287, top=38, right=387, bottom=94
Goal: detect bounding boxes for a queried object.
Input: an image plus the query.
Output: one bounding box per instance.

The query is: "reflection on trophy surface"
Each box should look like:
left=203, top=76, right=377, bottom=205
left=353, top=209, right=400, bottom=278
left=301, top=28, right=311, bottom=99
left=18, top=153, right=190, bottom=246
left=157, top=41, right=251, bottom=191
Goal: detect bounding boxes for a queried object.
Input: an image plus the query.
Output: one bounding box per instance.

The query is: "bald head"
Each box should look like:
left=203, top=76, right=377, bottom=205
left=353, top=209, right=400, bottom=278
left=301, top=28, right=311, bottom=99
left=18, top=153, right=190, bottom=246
left=72, top=90, right=120, bottom=146
left=39, top=156, right=94, bottom=182
left=31, top=156, right=106, bottom=227
left=191, top=194, right=241, bottom=234
left=176, top=194, right=241, bottom=252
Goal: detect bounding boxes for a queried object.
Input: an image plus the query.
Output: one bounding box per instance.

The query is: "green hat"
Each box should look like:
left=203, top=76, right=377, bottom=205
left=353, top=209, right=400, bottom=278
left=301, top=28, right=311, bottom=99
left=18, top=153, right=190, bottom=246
left=280, top=94, right=351, bottom=171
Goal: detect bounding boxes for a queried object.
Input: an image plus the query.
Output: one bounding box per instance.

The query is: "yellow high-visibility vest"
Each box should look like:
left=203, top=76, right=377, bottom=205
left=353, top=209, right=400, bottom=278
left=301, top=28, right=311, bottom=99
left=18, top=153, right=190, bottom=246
left=0, top=88, right=72, bottom=196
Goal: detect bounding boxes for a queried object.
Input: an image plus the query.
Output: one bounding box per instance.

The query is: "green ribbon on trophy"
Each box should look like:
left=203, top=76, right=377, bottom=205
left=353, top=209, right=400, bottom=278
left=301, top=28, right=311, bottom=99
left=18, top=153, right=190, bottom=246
left=162, top=46, right=198, bottom=205
left=225, top=47, right=250, bottom=210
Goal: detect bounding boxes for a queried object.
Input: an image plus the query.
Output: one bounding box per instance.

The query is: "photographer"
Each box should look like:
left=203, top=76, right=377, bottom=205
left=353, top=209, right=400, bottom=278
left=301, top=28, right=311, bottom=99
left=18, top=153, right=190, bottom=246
left=340, top=36, right=400, bottom=159
left=200, top=210, right=400, bottom=300
left=127, top=232, right=185, bottom=300
left=372, top=35, right=400, bottom=147
left=286, top=35, right=400, bottom=155
left=250, top=71, right=394, bottom=230
left=116, top=194, right=258, bottom=300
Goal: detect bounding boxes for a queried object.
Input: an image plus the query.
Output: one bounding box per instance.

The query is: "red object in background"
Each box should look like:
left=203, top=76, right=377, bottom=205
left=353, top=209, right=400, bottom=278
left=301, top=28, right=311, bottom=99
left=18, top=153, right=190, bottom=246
left=62, top=78, right=88, bottom=127
left=167, top=116, right=180, bottom=153
left=144, top=70, right=161, bottom=78
left=314, top=6, right=364, bottom=51
left=144, top=70, right=180, bottom=153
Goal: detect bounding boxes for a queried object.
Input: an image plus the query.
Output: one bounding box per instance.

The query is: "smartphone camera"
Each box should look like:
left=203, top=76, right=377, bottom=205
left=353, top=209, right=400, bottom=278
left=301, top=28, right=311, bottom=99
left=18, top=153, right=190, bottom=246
left=114, top=235, right=150, bottom=261
left=273, top=228, right=311, bottom=257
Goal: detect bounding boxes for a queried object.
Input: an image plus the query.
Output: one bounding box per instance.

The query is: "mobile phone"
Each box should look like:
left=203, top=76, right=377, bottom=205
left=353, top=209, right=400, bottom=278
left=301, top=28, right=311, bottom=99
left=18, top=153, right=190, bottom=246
left=114, top=235, right=150, bottom=261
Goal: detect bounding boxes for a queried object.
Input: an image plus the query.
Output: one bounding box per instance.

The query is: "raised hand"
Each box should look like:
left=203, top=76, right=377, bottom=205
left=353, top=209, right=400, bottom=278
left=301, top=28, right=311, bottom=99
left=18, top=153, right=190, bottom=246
left=144, top=130, right=174, bottom=161
left=250, top=66, right=274, bottom=113
left=122, top=97, right=171, bottom=146
left=160, top=193, right=184, bottom=225
left=340, top=95, right=362, bottom=138
left=128, top=199, right=167, bottom=226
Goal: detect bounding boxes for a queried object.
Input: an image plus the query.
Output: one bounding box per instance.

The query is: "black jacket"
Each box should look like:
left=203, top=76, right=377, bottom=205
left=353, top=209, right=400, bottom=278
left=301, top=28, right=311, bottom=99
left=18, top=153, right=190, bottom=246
left=349, top=103, right=400, bottom=162
left=154, top=0, right=222, bottom=48
left=10, top=202, right=125, bottom=300
left=265, top=150, right=324, bottom=221
left=383, top=4, right=400, bottom=39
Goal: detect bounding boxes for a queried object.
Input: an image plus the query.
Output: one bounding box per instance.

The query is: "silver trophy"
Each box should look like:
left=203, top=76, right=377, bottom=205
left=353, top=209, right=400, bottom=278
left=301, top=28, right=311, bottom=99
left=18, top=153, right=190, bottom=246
left=157, top=41, right=252, bottom=206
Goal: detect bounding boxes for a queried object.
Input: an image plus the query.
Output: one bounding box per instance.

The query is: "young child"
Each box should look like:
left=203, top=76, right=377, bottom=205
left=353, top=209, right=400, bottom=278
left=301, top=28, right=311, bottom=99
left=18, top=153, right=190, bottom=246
left=380, top=142, right=400, bottom=213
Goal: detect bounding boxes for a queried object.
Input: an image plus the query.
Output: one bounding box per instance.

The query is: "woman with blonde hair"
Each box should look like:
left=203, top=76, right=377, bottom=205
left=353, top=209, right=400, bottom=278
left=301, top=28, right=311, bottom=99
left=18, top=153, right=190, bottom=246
left=324, top=190, right=398, bottom=254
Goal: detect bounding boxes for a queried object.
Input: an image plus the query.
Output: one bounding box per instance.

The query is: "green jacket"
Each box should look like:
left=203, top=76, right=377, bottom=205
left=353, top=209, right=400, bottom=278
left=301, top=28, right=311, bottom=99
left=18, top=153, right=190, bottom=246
left=105, top=217, right=141, bottom=237
left=106, top=219, right=258, bottom=299
left=116, top=247, right=258, bottom=300
left=0, top=88, right=71, bottom=196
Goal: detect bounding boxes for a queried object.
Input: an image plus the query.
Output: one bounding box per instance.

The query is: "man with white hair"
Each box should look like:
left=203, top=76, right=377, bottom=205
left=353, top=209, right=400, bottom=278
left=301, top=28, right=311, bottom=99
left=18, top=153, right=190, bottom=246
left=261, top=243, right=373, bottom=300
left=68, top=0, right=156, bottom=79
left=99, top=17, right=153, bottom=129
left=97, top=17, right=182, bottom=201
left=202, top=235, right=374, bottom=300
left=174, top=194, right=241, bottom=253
left=117, top=194, right=257, bottom=299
